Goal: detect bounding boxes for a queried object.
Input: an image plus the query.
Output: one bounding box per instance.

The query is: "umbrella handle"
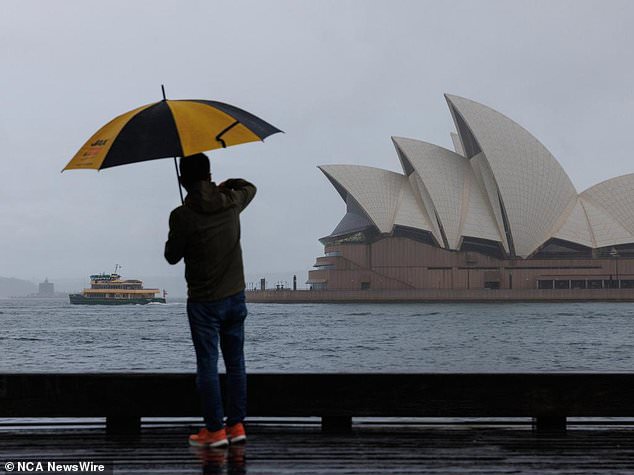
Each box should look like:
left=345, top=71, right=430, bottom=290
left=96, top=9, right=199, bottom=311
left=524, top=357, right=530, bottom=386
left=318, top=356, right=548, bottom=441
left=174, top=157, right=184, bottom=204
left=215, top=120, right=240, bottom=148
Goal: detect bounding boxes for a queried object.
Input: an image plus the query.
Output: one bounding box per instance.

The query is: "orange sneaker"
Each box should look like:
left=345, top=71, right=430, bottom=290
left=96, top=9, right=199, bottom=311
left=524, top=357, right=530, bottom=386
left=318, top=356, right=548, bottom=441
left=226, top=422, right=247, bottom=444
left=189, top=427, right=229, bottom=448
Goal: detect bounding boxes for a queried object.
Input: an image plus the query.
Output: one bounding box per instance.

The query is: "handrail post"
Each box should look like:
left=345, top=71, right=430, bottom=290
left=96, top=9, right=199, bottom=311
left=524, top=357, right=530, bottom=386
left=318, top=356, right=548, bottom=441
left=322, top=416, right=352, bottom=433
left=532, top=415, right=567, bottom=434
left=106, top=415, right=141, bottom=435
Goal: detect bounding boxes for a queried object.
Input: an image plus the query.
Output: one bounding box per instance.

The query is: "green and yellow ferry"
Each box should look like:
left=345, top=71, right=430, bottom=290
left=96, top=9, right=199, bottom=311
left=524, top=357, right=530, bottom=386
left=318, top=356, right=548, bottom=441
left=69, top=271, right=166, bottom=305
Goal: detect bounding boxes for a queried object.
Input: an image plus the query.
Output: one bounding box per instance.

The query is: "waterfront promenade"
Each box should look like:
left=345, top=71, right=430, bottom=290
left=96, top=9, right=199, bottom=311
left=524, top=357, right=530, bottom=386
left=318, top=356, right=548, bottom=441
left=3, top=372, right=634, bottom=473
left=2, top=420, right=634, bottom=473
left=247, top=288, right=634, bottom=303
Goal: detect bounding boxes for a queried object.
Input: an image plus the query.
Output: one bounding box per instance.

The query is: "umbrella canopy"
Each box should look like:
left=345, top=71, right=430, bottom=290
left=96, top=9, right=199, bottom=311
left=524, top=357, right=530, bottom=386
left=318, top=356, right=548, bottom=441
left=63, top=98, right=282, bottom=171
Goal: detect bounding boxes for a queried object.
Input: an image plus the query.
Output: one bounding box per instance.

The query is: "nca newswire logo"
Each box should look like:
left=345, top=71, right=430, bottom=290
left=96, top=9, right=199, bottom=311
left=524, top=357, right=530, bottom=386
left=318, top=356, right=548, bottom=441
left=4, top=460, right=111, bottom=473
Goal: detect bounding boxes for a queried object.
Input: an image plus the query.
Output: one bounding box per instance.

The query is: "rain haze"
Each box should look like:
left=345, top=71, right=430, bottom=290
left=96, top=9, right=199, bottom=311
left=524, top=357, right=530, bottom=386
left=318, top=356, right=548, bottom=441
left=1, top=0, right=634, bottom=296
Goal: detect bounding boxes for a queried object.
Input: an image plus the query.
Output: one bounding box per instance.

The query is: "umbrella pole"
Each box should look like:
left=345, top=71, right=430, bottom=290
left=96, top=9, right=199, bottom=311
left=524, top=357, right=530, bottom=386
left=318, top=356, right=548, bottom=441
left=174, top=157, right=184, bottom=204
left=163, top=85, right=183, bottom=204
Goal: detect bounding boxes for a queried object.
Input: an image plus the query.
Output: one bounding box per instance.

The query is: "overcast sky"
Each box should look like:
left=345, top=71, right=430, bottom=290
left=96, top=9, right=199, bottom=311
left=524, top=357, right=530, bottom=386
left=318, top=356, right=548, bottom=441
left=2, top=0, right=634, bottom=288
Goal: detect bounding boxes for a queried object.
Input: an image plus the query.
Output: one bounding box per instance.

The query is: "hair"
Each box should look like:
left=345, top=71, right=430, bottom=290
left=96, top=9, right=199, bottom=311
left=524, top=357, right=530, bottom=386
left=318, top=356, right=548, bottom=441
left=179, top=153, right=210, bottom=189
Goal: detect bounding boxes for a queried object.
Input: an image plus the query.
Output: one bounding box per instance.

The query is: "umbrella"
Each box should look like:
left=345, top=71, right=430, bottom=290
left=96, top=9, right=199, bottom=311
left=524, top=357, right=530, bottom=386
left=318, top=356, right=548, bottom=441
left=63, top=86, right=282, bottom=202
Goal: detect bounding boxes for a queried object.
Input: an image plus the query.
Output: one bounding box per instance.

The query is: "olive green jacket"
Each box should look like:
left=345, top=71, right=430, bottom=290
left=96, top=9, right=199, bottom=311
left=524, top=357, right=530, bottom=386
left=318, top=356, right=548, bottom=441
left=164, top=179, right=256, bottom=301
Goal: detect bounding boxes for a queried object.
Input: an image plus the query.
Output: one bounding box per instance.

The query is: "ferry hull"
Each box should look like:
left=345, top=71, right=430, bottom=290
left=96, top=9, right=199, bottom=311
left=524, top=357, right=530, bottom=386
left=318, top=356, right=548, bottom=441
left=69, top=294, right=166, bottom=305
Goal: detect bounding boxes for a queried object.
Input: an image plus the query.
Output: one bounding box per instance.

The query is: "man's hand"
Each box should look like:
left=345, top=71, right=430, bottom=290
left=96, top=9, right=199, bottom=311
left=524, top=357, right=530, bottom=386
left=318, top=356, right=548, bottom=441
left=218, top=178, right=257, bottom=211
left=219, top=178, right=247, bottom=190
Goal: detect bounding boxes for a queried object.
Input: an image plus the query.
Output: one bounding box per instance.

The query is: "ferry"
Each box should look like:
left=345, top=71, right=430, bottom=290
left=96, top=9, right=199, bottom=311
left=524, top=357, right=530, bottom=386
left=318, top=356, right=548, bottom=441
left=69, top=267, right=166, bottom=305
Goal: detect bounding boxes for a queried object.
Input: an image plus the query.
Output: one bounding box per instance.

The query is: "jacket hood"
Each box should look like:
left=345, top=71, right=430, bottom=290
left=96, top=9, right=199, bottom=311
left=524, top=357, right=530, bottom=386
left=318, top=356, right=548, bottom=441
left=184, top=181, right=230, bottom=214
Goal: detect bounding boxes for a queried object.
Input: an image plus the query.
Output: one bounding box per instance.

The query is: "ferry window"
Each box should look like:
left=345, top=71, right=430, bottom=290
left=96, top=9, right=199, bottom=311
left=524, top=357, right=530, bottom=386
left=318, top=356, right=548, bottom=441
left=621, top=280, right=634, bottom=288
left=361, top=282, right=370, bottom=290
left=484, top=281, right=500, bottom=289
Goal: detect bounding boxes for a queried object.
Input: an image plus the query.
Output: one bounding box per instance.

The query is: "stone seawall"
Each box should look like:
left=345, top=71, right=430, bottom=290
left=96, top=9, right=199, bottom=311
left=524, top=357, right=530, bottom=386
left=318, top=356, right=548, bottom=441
left=246, top=288, right=634, bottom=303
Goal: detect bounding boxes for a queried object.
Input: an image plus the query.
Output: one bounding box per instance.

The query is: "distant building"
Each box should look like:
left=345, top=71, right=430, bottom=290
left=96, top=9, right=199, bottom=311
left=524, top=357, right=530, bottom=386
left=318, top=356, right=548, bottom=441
left=38, top=278, right=55, bottom=297
left=309, top=94, right=634, bottom=292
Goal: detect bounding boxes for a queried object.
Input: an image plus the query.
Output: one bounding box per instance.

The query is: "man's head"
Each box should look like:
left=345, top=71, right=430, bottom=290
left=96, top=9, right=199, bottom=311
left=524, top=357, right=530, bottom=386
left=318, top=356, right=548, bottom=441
left=179, top=153, right=211, bottom=191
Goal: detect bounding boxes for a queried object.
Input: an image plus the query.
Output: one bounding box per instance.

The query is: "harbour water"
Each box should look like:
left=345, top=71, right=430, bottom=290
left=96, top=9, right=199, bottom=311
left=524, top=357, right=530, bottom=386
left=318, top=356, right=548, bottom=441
left=1, top=298, right=634, bottom=372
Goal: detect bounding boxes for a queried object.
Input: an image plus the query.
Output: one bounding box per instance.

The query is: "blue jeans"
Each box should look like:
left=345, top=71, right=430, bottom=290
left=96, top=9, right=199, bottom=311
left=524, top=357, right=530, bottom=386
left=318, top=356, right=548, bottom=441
left=187, top=291, right=248, bottom=431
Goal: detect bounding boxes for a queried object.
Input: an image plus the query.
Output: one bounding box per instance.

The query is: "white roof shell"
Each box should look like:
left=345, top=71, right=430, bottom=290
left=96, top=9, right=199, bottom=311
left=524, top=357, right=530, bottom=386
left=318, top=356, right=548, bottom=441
left=461, top=162, right=507, bottom=244
left=450, top=132, right=464, bottom=156
left=552, top=199, right=595, bottom=248
left=579, top=198, right=633, bottom=248
left=319, top=163, right=435, bottom=238
left=393, top=175, right=434, bottom=233
left=445, top=94, right=578, bottom=257
left=581, top=174, right=634, bottom=237
left=469, top=152, right=511, bottom=252
left=393, top=137, right=466, bottom=249
left=320, top=95, right=634, bottom=255
left=392, top=137, right=502, bottom=249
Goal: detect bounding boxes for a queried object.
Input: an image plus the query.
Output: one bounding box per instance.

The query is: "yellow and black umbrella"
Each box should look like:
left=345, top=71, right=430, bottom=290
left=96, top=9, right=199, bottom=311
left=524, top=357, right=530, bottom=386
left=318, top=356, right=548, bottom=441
left=63, top=86, right=282, bottom=201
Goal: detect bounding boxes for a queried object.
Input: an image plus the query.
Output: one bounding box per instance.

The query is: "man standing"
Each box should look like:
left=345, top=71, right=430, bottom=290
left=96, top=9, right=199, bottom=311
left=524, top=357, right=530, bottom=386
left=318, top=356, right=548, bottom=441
left=165, top=153, right=256, bottom=448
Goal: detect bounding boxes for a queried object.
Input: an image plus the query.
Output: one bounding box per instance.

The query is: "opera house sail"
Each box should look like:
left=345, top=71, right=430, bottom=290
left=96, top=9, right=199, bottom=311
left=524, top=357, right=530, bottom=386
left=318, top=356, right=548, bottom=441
left=308, top=94, right=634, bottom=295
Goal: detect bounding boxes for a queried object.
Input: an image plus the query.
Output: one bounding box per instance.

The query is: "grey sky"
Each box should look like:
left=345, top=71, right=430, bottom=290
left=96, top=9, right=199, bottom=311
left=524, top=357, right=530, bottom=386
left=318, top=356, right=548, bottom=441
left=2, top=0, right=634, bottom=291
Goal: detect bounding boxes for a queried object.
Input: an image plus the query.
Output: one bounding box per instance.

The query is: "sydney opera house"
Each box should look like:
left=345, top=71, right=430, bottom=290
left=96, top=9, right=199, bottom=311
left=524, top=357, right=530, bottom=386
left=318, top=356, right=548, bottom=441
left=307, top=94, right=634, bottom=295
